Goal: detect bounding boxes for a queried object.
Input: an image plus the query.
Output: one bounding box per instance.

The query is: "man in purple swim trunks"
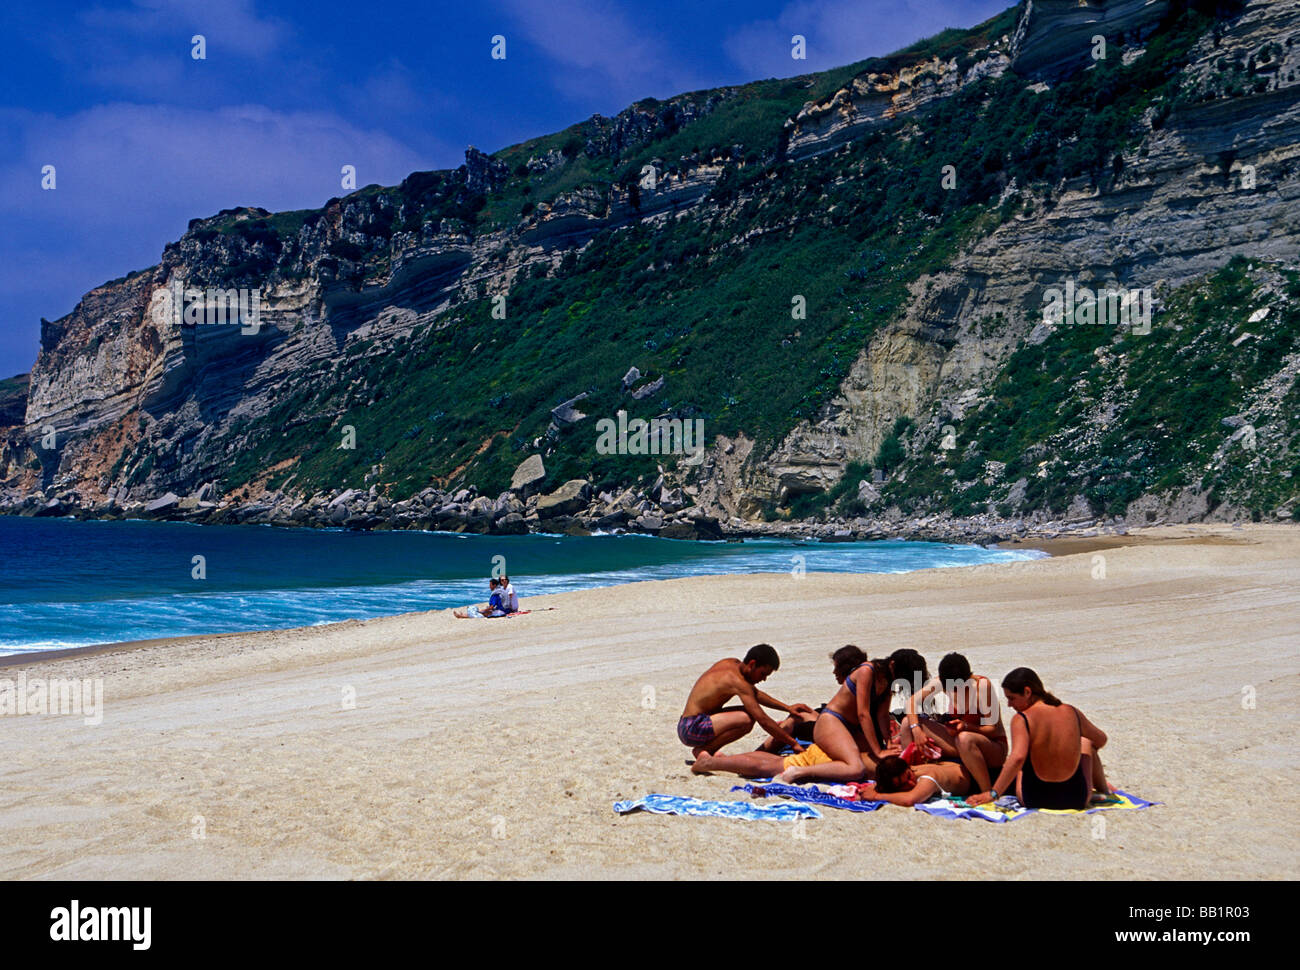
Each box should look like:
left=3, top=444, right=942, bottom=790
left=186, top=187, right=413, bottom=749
left=677, top=644, right=813, bottom=757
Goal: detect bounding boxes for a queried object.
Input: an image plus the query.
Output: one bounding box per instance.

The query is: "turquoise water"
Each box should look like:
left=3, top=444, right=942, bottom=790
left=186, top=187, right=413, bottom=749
left=0, top=516, right=1043, bottom=655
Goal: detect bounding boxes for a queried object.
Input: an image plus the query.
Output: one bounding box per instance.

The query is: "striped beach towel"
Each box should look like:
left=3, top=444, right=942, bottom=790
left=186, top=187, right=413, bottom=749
left=613, top=793, right=820, bottom=821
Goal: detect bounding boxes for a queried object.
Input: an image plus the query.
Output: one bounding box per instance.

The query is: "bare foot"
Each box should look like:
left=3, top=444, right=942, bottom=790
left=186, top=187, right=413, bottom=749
left=691, top=753, right=714, bottom=774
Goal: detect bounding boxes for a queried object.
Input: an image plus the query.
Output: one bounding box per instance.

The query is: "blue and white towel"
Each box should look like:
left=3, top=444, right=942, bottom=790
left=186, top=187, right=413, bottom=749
left=730, top=783, right=885, bottom=814
left=613, top=793, right=820, bottom=821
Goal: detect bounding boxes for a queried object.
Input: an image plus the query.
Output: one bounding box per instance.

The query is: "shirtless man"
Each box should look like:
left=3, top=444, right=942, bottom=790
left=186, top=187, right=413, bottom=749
left=677, top=644, right=812, bottom=757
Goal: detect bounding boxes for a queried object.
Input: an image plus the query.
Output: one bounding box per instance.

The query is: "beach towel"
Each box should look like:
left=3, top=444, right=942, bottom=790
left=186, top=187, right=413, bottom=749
left=914, top=789, right=1159, bottom=823
left=1036, top=789, right=1160, bottom=815
left=613, top=793, right=820, bottom=822
left=731, top=780, right=1158, bottom=823
left=913, top=795, right=1035, bottom=823
left=730, top=782, right=885, bottom=814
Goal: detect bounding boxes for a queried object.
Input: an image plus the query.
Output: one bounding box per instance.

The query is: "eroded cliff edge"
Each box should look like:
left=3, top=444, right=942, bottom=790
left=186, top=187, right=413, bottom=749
left=4, top=1, right=1298, bottom=542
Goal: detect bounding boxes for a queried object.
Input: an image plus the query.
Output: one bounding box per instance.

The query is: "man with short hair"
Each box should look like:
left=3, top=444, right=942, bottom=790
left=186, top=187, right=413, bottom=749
left=677, top=644, right=813, bottom=757
left=453, top=578, right=506, bottom=618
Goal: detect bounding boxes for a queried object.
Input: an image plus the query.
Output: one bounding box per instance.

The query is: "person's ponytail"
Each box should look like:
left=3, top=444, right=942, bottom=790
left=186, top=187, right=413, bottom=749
left=1001, top=667, right=1062, bottom=706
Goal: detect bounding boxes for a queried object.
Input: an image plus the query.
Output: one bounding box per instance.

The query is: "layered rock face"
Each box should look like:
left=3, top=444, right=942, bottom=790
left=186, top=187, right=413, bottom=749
left=1011, top=0, right=1173, bottom=78
left=4, top=0, right=1296, bottom=540
left=743, top=0, right=1300, bottom=523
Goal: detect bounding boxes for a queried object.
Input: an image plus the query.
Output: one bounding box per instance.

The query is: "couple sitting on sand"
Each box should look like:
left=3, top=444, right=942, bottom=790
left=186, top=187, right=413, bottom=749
left=679, top=644, right=1113, bottom=811
left=453, top=575, right=520, bottom=619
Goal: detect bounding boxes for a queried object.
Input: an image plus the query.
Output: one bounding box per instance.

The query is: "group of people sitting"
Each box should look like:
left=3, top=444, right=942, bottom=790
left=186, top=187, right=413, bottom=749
left=678, top=643, right=1114, bottom=810
left=453, top=575, right=521, bottom=619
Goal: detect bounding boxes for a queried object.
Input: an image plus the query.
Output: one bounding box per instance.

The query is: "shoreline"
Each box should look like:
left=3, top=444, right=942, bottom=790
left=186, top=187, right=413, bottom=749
left=2, top=522, right=1296, bottom=879
left=0, top=523, right=1267, bottom=667
left=1, top=522, right=1296, bottom=878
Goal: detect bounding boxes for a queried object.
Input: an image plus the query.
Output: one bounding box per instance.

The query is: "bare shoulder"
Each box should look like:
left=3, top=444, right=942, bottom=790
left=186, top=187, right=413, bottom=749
left=921, top=762, right=966, bottom=785
left=692, top=658, right=746, bottom=699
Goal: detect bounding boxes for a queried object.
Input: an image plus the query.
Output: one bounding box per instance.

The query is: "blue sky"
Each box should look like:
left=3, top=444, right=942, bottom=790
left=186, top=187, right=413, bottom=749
left=0, top=0, right=1012, bottom=379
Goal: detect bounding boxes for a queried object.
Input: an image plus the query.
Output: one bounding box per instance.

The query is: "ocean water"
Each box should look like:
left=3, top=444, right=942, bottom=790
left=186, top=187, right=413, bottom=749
left=0, top=516, right=1043, bottom=656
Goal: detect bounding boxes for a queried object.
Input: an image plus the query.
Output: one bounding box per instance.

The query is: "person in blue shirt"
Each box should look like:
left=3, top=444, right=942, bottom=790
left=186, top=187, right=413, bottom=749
left=454, top=578, right=508, bottom=618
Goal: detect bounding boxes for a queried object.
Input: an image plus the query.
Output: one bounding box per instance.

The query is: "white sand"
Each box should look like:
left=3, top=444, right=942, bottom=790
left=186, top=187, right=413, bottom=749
left=1, top=523, right=1296, bottom=879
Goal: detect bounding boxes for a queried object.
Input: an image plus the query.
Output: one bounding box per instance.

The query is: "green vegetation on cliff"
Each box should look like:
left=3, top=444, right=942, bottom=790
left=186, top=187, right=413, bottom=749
left=879, top=259, right=1300, bottom=520
left=120, top=0, right=1272, bottom=520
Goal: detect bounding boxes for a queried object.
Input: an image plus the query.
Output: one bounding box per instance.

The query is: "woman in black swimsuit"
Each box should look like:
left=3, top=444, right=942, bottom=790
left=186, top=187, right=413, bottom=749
left=966, top=667, right=1111, bottom=810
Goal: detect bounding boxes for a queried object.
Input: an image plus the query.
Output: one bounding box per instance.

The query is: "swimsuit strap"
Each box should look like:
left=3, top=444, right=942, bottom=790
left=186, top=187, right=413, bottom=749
left=844, top=662, right=869, bottom=695
left=911, top=775, right=943, bottom=801
left=1017, top=709, right=1035, bottom=769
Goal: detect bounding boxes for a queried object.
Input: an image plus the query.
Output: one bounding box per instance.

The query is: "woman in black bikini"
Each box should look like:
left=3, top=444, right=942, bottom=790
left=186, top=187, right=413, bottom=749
left=966, top=668, right=1111, bottom=810
left=778, top=645, right=898, bottom=784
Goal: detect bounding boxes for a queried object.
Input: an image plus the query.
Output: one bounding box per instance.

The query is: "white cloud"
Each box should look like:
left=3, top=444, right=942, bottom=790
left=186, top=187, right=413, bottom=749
left=1, top=102, right=434, bottom=227
left=724, top=0, right=1011, bottom=78
left=0, top=102, right=435, bottom=360
left=495, top=0, right=706, bottom=103
left=78, top=0, right=289, bottom=60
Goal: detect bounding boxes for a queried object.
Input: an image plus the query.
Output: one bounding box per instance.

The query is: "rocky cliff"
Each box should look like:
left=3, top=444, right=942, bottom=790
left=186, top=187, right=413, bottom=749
left=4, top=0, right=1297, bottom=541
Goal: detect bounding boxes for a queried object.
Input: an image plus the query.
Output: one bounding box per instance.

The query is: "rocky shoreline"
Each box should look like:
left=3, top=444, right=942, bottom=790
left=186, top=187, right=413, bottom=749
left=0, top=465, right=1160, bottom=548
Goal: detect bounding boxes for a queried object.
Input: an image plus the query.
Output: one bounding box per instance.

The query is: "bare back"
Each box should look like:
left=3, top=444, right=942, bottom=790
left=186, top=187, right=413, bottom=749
left=916, top=761, right=972, bottom=797
left=682, top=659, right=749, bottom=717
left=1021, top=702, right=1082, bottom=782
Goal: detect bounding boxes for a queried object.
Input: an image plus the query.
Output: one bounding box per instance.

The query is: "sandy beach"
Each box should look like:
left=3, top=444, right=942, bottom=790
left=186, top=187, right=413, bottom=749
left=2, top=523, right=1297, bottom=880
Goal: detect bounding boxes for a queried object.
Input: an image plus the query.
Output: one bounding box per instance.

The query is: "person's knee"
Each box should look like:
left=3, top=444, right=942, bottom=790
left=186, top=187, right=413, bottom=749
left=1081, top=738, right=1096, bottom=757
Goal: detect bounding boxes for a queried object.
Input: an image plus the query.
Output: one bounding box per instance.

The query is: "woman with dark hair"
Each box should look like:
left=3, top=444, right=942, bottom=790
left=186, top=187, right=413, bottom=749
left=777, top=646, right=899, bottom=784
left=899, top=651, right=1007, bottom=793
left=857, top=756, right=973, bottom=807
left=966, top=667, right=1111, bottom=810
left=886, top=648, right=929, bottom=697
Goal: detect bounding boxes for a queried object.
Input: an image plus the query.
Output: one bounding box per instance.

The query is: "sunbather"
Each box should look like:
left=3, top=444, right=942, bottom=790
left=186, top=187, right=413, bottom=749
left=755, top=708, right=819, bottom=752
left=856, top=756, right=974, bottom=807
left=453, top=577, right=507, bottom=618
left=777, top=645, right=899, bottom=785
left=692, top=741, right=870, bottom=778
left=966, top=667, right=1112, bottom=810
left=677, top=645, right=813, bottom=757
left=900, top=652, right=1007, bottom=792
left=498, top=575, right=520, bottom=613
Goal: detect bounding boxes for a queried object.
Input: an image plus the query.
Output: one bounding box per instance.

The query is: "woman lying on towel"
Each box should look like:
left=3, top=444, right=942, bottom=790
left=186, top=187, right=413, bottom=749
left=965, top=667, right=1112, bottom=810
left=856, top=757, right=974, bottom=807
